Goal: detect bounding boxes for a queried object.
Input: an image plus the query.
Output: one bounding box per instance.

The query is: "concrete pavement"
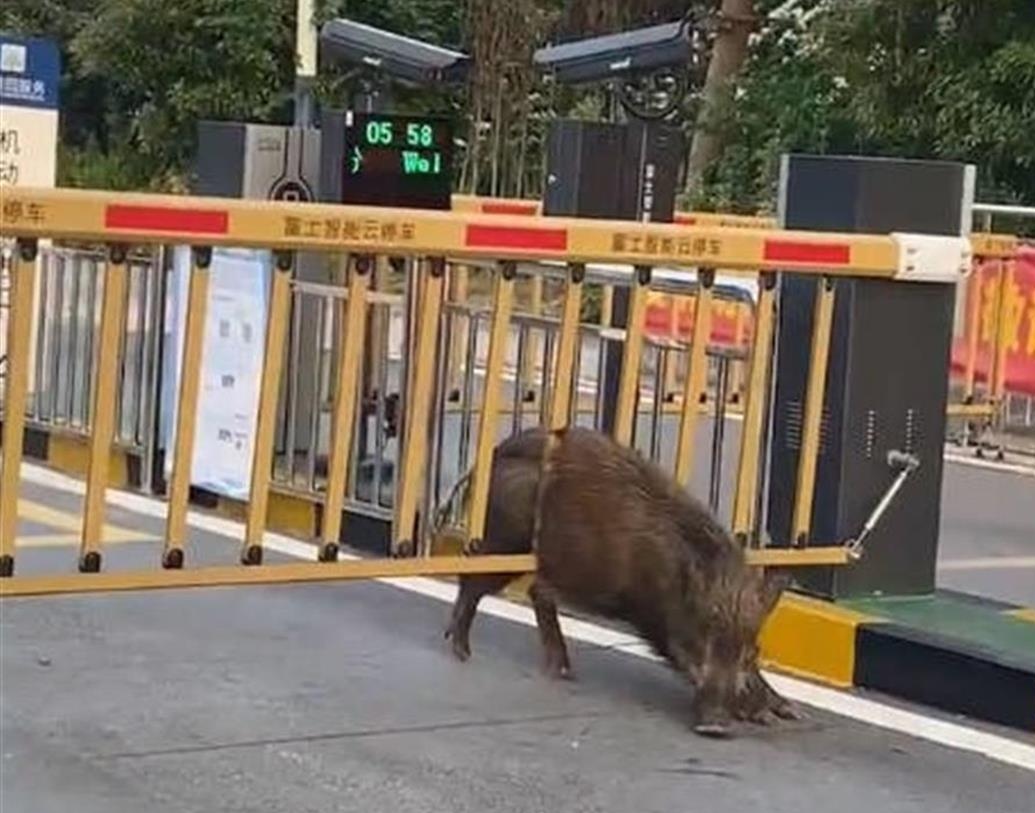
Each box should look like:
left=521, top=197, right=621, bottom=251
left=3, top=477, right=1035, bottom=812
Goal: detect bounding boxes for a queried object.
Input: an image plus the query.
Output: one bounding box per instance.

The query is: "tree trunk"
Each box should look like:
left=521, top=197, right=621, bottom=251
left=469, top=92, right=484, bottom=194
left=514, top=96, right=530, bottom=198
left=685, top=0, right=755, bottom=195
left=490, top=75, right=505, bottom=196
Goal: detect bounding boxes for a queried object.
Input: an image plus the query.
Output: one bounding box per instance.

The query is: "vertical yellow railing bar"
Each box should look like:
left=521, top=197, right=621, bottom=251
left=600, top=284, right=614, bottom=327
left=78, top=244, right=130, bottom=573
left=241, top=251, right=294, bottom=565
left=162, top=247, right=212, bottom=569
left=0, top=239, right=39, bottom=577
left=791, top=275, right=836, bottom=546
left=673, top=270, right=715, bottom=487
left=732, top=272, right=777, bottom=542
left=318, top=255, right=371, bottom=562
left=392, top=257, right=446, bottom=556
left=465, top=262, right=516, bottom=546
left=613, top=266, right=652, bottom=447
left=448, top=263, right=470, bottom=398
left=548, top=264, right=585, bottom=430
left=521, top=273, right=543, bottom=401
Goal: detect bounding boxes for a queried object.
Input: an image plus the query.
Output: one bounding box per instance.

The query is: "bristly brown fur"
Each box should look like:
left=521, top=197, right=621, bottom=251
left=444, top=426, right=792, bottom=734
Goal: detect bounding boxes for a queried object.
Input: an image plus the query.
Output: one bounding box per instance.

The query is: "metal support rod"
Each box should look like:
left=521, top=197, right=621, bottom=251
left=319, top=256, right=371, bottom=561
left=0, top=240, right=39, bottom=577
left=78, top=245, right=129, bottom=574
left=709, top=355, right=730, bottom=512
left=649, top=347, right=665, bottom=462
left=512, top=323, right=528, bottom=435
left=466, top=262, right=516, bottom=546
left=792, top=276, right=836, bottom=547
left=729, top=300, right=748, bottom=401
left=162, top=247, right=212, bottom=569
left=457, top=311, right=479, bottom=473
left=847, top=451, right=920, bottom=556
left=674, top=269, right=714, bottom=486
left=242, top=253, right=294, bottom=565
left=962, top=261, right=984, bottom=401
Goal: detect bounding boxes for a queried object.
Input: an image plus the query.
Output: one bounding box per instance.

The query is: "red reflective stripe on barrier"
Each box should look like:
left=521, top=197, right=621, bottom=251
left=105, top=205, right=230, bottom=235
left=674, top=214, right=697, bottom=225
left=764, top=239, right=850, bottom=265
left=481, top=202, right=539, bottom=216
left=465, top=224, right=568, bottom=252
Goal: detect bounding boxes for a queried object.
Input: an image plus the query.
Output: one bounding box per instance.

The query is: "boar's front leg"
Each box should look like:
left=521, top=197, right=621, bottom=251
left=529, top=579, right=573, bottom=680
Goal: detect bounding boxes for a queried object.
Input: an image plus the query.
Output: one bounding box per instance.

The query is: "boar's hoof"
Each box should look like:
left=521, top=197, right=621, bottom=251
left=543, top=662, right=575, bottom=682
left=693, top=722, right=733, bottom=739
left=444, top=628, right=472, bottom=662
left=770, top=699, right=801, bottom=721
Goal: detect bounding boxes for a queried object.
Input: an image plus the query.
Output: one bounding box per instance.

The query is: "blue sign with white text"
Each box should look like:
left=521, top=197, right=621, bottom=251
left=0, top=35, right=60, bottom=111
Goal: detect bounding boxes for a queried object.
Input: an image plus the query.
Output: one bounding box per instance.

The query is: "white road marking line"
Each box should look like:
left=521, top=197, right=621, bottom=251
left=17, top=461, right=1035, bottom=773
left=938, top=556, right=1035, bottom=571
left=943, top=452, right=1035, bottom=478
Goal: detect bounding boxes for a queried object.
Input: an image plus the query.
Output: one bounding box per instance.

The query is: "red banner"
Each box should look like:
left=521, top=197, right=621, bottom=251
left=644, top=291, right=753, bottom=348
left=951, top=244, right=1035, bottom=397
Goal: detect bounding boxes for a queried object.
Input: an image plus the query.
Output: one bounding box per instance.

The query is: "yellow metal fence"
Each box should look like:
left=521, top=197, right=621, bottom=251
left=0, top=187, right=974, bottom=596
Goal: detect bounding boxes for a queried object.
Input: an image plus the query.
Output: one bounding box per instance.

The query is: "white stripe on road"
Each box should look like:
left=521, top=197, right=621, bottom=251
left=16, top=461, right=1035, bottom=774
left=938, top=556, right=1035, bottom=571
left=943, top=452, right=1035, bottom=478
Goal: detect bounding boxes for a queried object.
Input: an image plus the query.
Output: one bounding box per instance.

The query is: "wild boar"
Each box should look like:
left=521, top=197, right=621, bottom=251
left=439, top=425, right=795, bottom=736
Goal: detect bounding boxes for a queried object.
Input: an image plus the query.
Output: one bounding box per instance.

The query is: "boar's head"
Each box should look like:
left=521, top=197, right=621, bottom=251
left=690, top=568, right=789, bottom=731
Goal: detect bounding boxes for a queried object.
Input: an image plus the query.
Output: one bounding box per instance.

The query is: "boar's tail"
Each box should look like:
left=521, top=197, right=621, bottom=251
left=431, top=465, right=475, bottom=538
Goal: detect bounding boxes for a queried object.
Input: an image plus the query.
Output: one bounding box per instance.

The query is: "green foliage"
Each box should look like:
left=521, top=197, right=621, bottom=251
left=70, top=0, right=297, bottom=183
left=702, top=0, right=1035, bottom=210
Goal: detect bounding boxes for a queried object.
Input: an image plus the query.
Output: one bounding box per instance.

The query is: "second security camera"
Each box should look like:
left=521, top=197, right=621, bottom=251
left=533, top=21, right=695, bottom=85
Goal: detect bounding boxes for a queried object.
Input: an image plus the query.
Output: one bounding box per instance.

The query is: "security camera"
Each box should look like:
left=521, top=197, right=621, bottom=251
left=320, top=18, right=471, bottom=85
left=533, top=20, right=698, bottom=85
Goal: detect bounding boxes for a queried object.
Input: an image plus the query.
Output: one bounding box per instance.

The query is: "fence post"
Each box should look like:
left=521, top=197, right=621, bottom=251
left=78, top=244, right=130, bottom=573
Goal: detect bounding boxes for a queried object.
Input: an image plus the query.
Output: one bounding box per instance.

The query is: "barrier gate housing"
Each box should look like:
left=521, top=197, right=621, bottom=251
left=0, top=186, right=971, bottom=597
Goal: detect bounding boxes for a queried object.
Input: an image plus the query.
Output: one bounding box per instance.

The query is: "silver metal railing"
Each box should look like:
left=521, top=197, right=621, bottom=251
left=1, top=245, right=163, bottom=469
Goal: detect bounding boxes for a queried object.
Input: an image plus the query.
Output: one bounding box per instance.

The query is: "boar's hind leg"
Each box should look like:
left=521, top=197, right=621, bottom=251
left=529, top=579, right=573, bottom=680
left=446, top=574, right=515, bottom=662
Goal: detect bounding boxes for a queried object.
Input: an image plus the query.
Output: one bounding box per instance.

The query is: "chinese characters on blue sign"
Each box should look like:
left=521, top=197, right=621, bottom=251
left=0, top=36, right=60, bottom=110
left=0, top=35, right=61, bottom=188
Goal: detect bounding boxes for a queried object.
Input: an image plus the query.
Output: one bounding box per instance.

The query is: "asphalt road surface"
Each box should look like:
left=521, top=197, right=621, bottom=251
left=3, top=477, right=1034, bottom=813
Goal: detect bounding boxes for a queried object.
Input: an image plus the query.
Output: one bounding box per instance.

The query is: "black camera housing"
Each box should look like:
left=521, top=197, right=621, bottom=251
left=533, top=21, right=693, bottom=85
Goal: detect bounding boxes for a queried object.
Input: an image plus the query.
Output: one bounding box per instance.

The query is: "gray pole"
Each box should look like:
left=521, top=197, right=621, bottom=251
left=294, top=0, right=318, bottom=126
